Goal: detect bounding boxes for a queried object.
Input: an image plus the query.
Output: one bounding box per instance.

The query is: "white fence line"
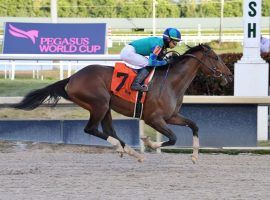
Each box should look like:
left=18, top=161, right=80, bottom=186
left=0, top=34, right=247, bottom=47
left=113, top=35, right=244, bottom=45
left=0, top=54, right=120, bottom=61
left=0, top=34, right=247, bottom=80
left=3, top=32, right=270, bottom=46
left=0, top=54, right=121, bottom=80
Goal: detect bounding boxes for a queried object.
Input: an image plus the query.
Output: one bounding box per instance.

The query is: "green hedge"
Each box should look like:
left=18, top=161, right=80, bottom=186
left=186, top=52, right=270, bottom=95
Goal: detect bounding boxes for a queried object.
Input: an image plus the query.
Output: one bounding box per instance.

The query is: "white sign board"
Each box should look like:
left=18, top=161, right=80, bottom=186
left=244, top=0, right=261, bottom=48
left=235, top=0, right=269, bottom=140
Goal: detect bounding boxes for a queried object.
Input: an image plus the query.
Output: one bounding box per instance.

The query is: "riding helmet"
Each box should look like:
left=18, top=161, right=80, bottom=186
left=163, top=28, right=181, bottom=43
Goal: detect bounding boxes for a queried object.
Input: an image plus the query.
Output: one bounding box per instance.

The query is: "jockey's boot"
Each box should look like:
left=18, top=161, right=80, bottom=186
left=131, top=68, right=150, bottom=92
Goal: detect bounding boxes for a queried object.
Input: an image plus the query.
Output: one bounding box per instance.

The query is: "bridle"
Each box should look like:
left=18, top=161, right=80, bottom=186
left=184, top=45, right=224, bottom=78
left=159, top=47, right=224, bottom=94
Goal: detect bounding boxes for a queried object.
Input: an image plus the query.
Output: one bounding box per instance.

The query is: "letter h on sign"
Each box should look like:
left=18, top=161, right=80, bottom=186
left=248, top=23, right=256, bottom=38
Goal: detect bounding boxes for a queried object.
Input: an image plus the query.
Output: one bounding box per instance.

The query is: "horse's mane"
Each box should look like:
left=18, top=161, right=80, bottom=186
left=155, top=43, right=211, bottom=71
left=183, top=43, right=211, bottom=55
left=169, top=43, right=211, bottom=64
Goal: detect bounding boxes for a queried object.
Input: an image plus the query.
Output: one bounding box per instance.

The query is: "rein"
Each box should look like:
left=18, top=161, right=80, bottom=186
left=158, top=50, right=180, bottom=94
left=183, top=51, right=223, bottom=78
left=159, top=63, right=171, bottom=95
left=183, top=54, right=216, bottom=73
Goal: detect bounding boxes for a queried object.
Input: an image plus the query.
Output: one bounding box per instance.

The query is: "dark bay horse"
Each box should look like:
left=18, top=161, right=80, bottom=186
left=12, top=44, right=232, bottom=163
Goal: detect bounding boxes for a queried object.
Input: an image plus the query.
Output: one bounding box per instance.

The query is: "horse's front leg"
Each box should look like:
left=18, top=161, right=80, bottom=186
left=101, top=109, right=125, bottom=158
left=167, top=114, right=199, bottom=163
left=141, top=135, right=163, bottom=149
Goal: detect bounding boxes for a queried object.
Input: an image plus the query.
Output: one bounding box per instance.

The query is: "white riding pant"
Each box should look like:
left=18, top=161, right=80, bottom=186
left=120, top=45, right=148, bottom=69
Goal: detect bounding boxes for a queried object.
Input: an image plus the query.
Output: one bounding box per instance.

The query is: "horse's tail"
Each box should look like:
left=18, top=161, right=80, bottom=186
left=12, top=78, right=70, bottom=110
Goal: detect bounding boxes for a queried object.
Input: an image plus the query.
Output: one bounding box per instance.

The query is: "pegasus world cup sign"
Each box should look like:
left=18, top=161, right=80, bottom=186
left=3, top=22, right=106, bottom=54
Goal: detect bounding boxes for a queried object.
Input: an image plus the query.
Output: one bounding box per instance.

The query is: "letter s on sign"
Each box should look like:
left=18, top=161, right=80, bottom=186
left=248, top=1, right=257, bottom=17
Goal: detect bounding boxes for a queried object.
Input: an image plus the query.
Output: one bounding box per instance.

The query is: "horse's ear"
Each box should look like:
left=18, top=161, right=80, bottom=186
left=200, top=44, right=211, bottom=51
left=201, top=44, right=208, bottom=51
left=185, top=44, right=192, bottom=49
left=202, top=44, right=211, bottom=50
left=199, top=43, right=205, bottom=50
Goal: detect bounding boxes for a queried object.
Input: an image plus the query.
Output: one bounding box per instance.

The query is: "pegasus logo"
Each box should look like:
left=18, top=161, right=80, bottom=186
left=8, top=24, right=39, bottom=44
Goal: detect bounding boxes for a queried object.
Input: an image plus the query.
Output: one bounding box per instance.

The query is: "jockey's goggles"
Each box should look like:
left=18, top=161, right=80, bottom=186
left=163, top=34, right=181, bottom=43
left=170, top=36, right=181, bottom=42
left=171, top=39, right=179, bottom=45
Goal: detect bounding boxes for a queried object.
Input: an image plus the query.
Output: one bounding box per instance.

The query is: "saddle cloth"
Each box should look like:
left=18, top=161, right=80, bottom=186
left=111, top=62, right=154, bottom=104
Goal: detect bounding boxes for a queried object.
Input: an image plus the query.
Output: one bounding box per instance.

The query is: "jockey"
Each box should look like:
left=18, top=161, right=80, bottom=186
left=120, top=27, right=181, bottom=92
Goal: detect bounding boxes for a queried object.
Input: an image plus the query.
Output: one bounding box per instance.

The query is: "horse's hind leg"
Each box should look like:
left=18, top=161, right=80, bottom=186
left=166, top=113, right=199, bottom=164
left=101, top=109, right=145, bottom=162
left=101, top=109, right=125, bottom=157
left=83, top=105, right=127, bottom=158
left=84, top=109, right=109, bottom=142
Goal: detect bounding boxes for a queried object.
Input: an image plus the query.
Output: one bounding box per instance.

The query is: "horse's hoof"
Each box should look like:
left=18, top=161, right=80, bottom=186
left=141, top=136, right=152, bottom=148
left=115, top=147, right=124, bottom=154
left=191, top=155, right=198, bottom=164
left=137, top=156, right=145, bottom=163
left=115, top=146, right=124, bottom=158
left=118, top=152, right=124, bottom=158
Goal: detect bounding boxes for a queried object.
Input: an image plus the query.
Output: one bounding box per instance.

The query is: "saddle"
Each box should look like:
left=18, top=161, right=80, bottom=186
left=111, top=62, right=155, bottom=118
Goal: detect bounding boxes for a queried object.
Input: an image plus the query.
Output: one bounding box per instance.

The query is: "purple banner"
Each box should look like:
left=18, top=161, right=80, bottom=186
left=3, top=22, right=106, bottom=54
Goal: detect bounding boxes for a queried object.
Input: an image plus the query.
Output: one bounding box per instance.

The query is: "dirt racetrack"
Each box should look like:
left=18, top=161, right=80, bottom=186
left=0, top=141, right=269, bottom=200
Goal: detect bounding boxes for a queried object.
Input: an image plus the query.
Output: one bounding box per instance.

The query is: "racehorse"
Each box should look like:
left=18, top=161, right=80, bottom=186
left=12, top=44, right=232, bottom=163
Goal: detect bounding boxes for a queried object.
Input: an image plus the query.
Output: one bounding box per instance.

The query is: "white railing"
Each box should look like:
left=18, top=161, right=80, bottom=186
left=0, top=54, right=121, bottom=80
left=0, top=33, right=247, bottom=80
left=0, top=34, right=246, bottom=46
left=112, top=34, right=244, bottom=44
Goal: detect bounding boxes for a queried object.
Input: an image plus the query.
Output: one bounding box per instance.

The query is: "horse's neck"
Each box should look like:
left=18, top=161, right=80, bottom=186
left=170, top=52, right=202, bottom=96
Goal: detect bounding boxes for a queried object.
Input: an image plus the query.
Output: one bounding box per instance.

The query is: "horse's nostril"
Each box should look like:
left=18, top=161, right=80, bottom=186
left=220, top=78, right=228, bottom=86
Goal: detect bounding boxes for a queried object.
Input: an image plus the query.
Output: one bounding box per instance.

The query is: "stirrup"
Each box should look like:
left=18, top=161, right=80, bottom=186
left=141, top=84, right=149, bottom=92
left=131, top=83, right=148, bottom=92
